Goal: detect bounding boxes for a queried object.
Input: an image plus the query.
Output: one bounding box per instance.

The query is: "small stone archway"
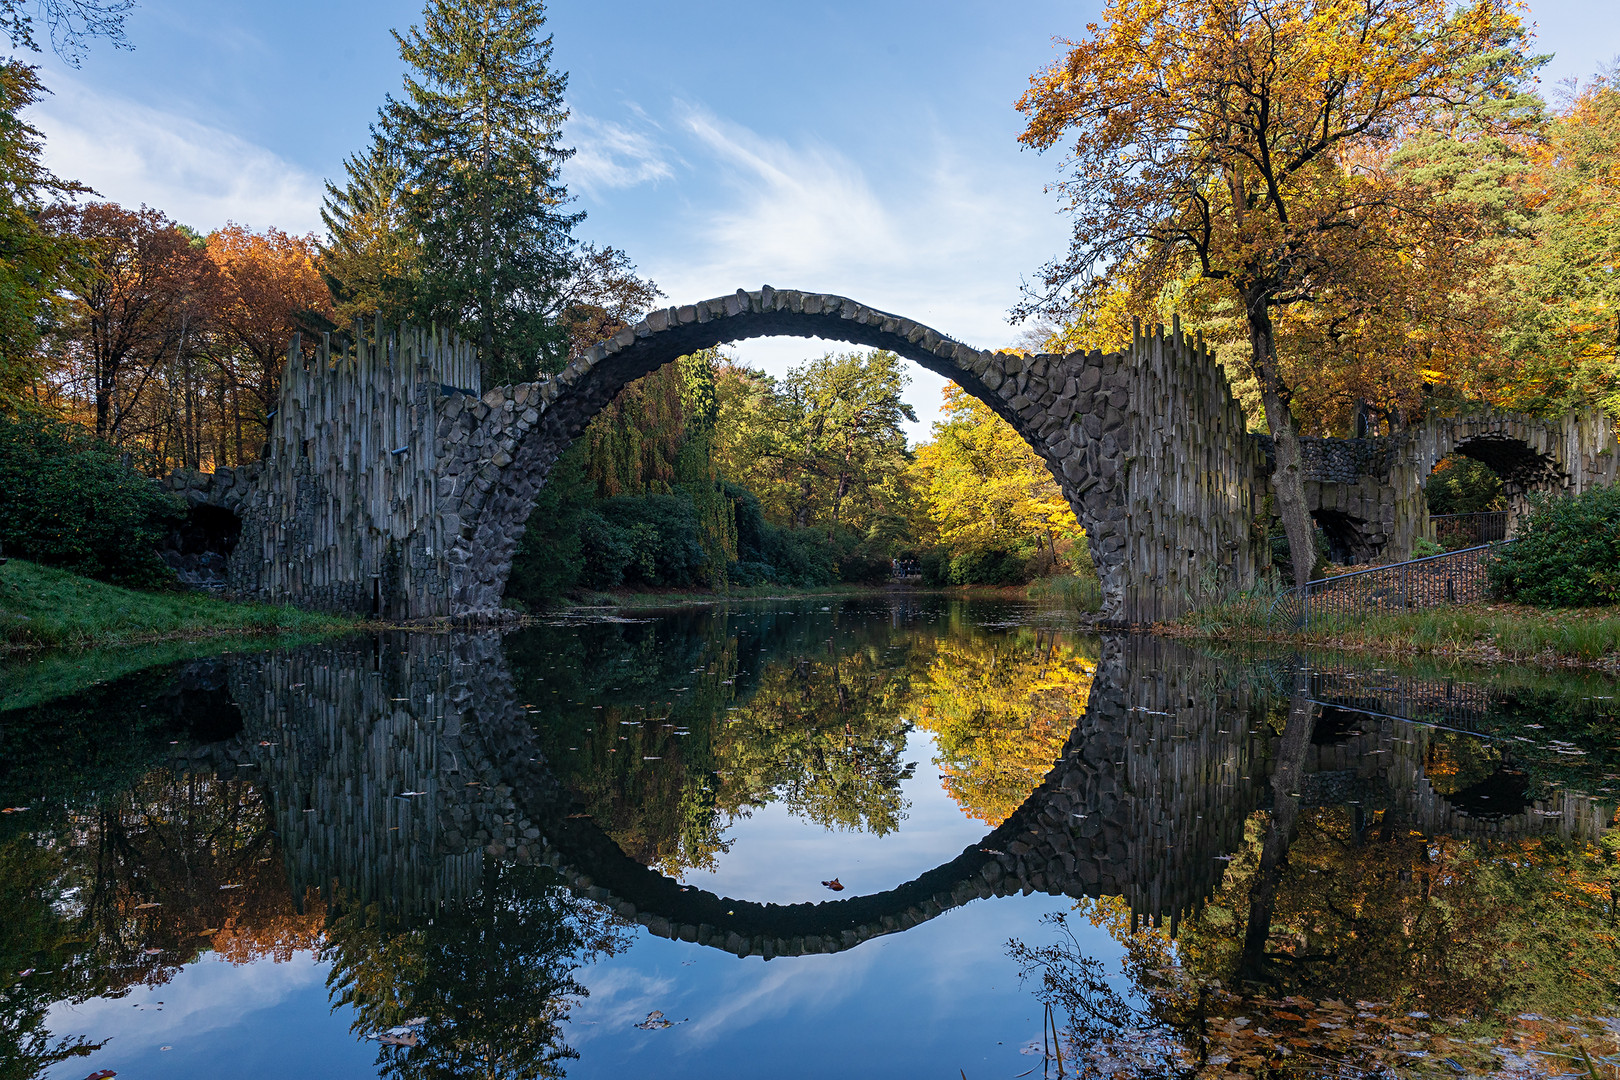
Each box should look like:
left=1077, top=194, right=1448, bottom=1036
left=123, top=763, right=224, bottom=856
left=1409, top=413, right=1616, bottom=544
left=1289, top=410, right=1620, bottom=564
left=435, top=289, right=1267, bottom=623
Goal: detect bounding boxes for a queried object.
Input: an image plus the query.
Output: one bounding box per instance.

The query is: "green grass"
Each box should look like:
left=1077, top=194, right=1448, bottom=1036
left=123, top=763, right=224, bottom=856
left=1026, top=573, right=1104, bottom=613
left=531, top=581, right=894, bottom=612
left=0, top=558, right=358, bottom=654
left=1169, top=596, right=1620, bottom=668
left=0, top=633, right=345, bottom=713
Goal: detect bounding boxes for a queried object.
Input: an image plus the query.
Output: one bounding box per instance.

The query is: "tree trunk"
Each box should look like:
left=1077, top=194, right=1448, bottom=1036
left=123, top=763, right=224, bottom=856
left=1239, top=671, right=1317, bottom=982
left=1245, top=293, right=1316, bottom=588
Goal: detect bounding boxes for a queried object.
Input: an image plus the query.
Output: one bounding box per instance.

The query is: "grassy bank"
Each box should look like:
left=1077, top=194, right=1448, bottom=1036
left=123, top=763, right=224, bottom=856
left=0, top=632, right=353, bottom=713
left=539, top=581, right=901, bottom=612
left=1165, top=597, right=1620, bottom=670
left=540, top=574, right=1110, bottom=615
left=0, top=559, right=357, bottom=654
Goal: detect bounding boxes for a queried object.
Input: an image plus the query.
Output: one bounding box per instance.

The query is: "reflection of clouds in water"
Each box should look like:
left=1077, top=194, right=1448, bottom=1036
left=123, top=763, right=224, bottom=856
left=568, top=962, right=679, bottom=1037
left=567, top=894, right=1098, bottom=1076
left=572, top=931, right=883, bottom=1051
left=45, top=952, right=328, bottom=1057
left=676, top=730, right=991, bottom=904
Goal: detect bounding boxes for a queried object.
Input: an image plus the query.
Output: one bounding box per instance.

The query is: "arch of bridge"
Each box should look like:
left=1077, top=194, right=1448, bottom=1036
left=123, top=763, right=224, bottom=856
left=433, top=288, right=1129, bottom=618
left=1414, top=414, right=1572, bottom=492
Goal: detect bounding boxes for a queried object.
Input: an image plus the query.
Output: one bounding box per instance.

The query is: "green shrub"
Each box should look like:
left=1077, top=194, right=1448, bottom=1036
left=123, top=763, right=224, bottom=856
left=1488, top=487, right=1620, bottom=605
left=1412, top=536, right=1445, bottom=558
left=836, top=551, right=892, bottom=584
left=596, top=494, right=710, bottom=587
left=0, top=411, right=183, bottom=587
left=726, top=560, right=777, bottom=587
left=947, top=545, right=1031, bottom=586
left=507, top=448, right=592, bottom=603
left=757, top=526, right=837, bottom=587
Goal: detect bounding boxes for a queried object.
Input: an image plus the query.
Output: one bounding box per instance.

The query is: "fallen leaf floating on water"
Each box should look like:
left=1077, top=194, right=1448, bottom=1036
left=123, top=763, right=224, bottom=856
left=365, top=1017, right=427, bottom=1047
left=821, top=878, right=844, bottom=891
left=133, top=902, right=160, bottom=910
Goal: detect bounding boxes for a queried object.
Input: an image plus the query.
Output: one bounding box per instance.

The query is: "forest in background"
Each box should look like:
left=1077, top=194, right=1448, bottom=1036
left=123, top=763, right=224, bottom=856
left=0, top=0, right=1614, bottom=597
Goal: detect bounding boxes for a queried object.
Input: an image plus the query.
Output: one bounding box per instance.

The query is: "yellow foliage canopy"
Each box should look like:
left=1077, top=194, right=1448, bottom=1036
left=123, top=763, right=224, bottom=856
left=909, top=384, right=1082, bottom=556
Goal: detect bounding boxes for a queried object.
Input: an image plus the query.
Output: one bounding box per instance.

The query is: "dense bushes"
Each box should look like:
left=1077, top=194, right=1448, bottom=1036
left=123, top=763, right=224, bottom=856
left=1489, top=487, right=1620, bottom=605
left=0, top=412, right=183, bottom=586
left=920, top=544, right=1040, bottom=586
left=508, top=451, right=718, bottom=599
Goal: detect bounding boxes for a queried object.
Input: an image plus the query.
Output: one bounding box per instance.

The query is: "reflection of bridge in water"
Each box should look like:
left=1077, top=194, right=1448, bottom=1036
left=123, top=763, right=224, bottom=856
left=181, top=632, right=1611, bottom=959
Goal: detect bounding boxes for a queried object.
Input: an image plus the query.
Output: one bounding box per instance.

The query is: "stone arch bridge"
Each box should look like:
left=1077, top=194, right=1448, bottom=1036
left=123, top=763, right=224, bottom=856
left=163, top=289, right=1617, bottom=623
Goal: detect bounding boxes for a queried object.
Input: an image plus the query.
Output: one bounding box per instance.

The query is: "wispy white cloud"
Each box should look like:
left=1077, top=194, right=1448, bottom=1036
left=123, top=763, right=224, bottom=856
left=598, top=106, right=1058, bottom=438
left=635, top=106, right=1052, bottom=353
left=675, top=108, right=905, bottom=285
left=47, top=953, right=328, bottom=1056
left=567, top=111, right=677, bottom=195
left=29, top=72, right=325, bottom=235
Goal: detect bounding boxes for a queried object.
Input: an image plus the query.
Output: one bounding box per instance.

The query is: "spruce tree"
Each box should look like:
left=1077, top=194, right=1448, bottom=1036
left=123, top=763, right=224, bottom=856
left=318, top=139, right=418, bottom=327
left=380, top=0, right=581, bottom=384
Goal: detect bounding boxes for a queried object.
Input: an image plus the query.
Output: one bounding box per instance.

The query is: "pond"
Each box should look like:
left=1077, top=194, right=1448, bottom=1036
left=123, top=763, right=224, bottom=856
left=2, top=594, right=1617, bottom=1079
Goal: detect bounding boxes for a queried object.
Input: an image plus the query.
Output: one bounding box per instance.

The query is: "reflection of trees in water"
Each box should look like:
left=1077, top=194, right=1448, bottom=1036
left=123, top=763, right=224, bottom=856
left=909, top=630, right=1096, bottom=826
left=714, top=644, right=917, bottom=835
left=1, top=755, right=630, bottom=1080
left=324, top=861, right=630, bottom=1080
left=0, top=832, right=106, bottom=1079
left=513, top=605, right=1097, bottom=873
left=1008, top=674, right=1620, bottom=1079
left=0, top=768, right=320, bottom=1080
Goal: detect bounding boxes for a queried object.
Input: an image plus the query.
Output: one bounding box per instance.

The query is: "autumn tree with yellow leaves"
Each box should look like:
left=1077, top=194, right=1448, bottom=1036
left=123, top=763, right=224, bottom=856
left=1017, top=0, right=1537, bottom=585
left=909, top=384, right=1085, bottom=579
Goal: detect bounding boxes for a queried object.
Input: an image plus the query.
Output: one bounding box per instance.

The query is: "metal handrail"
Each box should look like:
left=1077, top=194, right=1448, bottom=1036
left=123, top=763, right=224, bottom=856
left=1308, top=541, right=1502, bottom=585
left=1430, top=510, right=1509, bottom=544
left=1270, top=539, right=1514, bottom=629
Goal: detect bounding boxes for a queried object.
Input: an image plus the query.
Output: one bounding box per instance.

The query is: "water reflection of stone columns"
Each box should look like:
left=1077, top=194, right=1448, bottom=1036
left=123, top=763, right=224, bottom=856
left=225, top=633, right=518, bottom=912
left=989, top=634, right=1269, bottom=929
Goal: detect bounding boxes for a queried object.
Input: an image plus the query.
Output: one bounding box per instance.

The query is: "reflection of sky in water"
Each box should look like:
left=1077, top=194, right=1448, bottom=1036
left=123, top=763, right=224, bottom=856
left=676, top=729, right=994, bottom=903
left=565, top=893, right=1123, bottom=1080
left=43, top=953, right=375, bottom=1079
left=41, top=893, right=1123, bottom=1080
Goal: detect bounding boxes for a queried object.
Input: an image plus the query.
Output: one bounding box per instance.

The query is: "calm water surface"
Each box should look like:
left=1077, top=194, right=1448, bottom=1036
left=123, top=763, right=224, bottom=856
left=2, top=595, right=1618, bottom=1079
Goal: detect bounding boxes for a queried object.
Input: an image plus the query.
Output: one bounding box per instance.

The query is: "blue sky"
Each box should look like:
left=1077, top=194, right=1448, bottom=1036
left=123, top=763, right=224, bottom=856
left=23, top=0, right=1620, bottom=439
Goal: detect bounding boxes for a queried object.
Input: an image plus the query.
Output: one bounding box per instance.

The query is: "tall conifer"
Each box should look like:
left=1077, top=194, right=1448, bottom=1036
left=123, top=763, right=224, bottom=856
left=319, top=140, right=418, bottom=327
left=381, top=0, right=580, bottom=384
